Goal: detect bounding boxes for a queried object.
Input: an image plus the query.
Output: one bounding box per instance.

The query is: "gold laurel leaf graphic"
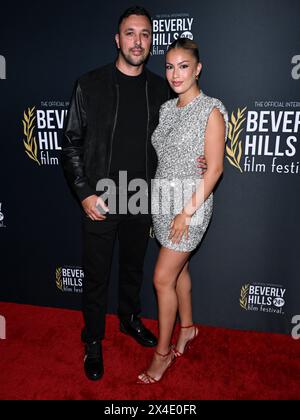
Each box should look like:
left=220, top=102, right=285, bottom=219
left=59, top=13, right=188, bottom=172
left=56, top=268, right=63, bottom=291
left=237, top=107, right=244, bottom=119
left=239, top=284, right=249, bottom=310
left=28, top=116, right=35, bottom=130
left=22, top=120, right=28, bottom=136
left=232, top=127, right=244, bottom=149
left=226, top=107, right=247, bottom=173
left=226, top=144, right=235, bottom=158
left=235, top=117, right=246, bottom=132
left=226, top=155, right=240, bottom=170
left=231, top=111, right=237, bottom=125
left=28, top=127, right=34, bottom=142
left=23, top=111, right=29, bottom=124
left=22, top=107, right=40, bottom=165
left=23, top=140, right=32, bottom=153
left=28, top=106, right=35, bottom=118
left=237, top=141, right=242, bottom=164
left=33, top=136, right=38, bottom=157
left=228, top=122, right=233, bottom=139
left=24, top=150, right=35, bottom=161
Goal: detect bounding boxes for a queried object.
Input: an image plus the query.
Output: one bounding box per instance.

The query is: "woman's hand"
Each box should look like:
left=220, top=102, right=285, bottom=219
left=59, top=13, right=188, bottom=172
left=169, top=211, right=191, bottom=244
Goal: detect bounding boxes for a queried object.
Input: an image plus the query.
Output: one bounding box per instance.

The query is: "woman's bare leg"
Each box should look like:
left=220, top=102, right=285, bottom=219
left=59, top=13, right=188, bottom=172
left=175, top=262, right=198, bottom=354
left=138, top=246, right=190, bottom=383
left=176, top=261, right=192, bottom=325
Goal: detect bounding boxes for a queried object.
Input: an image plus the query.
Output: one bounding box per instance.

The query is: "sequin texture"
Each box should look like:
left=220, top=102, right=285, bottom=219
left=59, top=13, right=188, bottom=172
left=151, top=91, right=229, bottom=252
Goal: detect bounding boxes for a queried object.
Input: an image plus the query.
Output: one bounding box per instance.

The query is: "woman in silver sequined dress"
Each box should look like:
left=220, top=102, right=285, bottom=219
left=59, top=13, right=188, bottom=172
left=138, top=39, right=228, bottom=384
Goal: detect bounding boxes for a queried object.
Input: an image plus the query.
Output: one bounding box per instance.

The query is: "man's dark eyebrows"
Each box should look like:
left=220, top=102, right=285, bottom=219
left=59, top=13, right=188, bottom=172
left=124, top=28, right=151, bottom=33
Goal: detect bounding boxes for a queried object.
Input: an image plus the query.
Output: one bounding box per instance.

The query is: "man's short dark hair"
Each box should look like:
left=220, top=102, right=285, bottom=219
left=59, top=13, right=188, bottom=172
left=118, top=6, right=152, bottom=32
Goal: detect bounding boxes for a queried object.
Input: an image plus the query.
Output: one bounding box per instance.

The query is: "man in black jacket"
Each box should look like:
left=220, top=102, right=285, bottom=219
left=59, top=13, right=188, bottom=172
left=62, top=6, right=206, bottom=381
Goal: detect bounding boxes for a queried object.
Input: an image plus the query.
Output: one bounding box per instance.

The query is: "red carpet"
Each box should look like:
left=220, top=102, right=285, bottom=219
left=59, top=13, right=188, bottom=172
left=0, top=302, right=299, bottom=400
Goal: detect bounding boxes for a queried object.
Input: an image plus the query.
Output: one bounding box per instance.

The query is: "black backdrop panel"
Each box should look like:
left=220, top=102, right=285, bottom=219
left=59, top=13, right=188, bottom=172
left=1, top=0, right=299, bottom=334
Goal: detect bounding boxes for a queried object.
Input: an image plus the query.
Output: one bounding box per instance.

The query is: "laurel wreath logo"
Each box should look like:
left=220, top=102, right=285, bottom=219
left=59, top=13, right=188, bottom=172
left=22, top=107, right=40, bottom=165
left=226, top=107, right=247, bottom=173
left=240, top=284, right=249, bottom=310
left=56, top=267, right=63, bottom=291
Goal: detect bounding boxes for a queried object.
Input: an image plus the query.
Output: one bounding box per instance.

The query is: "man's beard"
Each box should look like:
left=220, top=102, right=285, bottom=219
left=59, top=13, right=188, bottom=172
left=120, top=48, right=148, bottom=67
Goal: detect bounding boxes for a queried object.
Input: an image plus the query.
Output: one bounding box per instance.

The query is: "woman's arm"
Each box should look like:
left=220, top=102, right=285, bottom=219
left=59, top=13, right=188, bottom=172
left=169, top=107, right=226, bottom=243
left=183, top=107, right=226, bottom=216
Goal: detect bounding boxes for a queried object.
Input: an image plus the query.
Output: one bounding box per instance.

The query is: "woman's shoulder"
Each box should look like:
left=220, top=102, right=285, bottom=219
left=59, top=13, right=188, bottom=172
left=201, top=92, right=229, bottom=137
left=201, top=92, right=228, bottom=114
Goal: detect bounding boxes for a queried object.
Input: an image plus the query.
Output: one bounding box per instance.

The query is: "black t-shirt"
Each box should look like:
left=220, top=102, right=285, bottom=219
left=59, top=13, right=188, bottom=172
left=109, top=67, right=148, bottom=186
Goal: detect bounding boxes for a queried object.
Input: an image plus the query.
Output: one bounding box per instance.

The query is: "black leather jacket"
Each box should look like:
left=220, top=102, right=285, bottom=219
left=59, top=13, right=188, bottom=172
left=62, top=63, right=170, bottom=202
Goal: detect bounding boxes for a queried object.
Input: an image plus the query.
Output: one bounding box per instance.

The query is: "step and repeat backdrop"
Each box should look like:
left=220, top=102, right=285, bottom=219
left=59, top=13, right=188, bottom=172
left=0, top=0, right=299, bottom=334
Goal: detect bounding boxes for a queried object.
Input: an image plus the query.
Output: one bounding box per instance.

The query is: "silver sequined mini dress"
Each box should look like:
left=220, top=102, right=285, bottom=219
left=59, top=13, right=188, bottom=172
left=151, top=91, right=228, bottom=252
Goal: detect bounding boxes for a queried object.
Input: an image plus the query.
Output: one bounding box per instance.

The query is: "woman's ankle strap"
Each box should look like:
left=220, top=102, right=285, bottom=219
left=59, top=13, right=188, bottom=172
left=155, top=347, right=173, bottom=357
left=180, top=324, right=194, bottom=329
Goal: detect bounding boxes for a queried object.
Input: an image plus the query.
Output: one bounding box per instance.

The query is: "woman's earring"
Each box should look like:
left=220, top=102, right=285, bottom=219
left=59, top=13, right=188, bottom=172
left=195, top=74, right=199, bottom=80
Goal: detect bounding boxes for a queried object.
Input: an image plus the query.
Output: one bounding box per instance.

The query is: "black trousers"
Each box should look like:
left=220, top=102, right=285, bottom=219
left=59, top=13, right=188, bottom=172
left=82, top=210, right=151, bottom=342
